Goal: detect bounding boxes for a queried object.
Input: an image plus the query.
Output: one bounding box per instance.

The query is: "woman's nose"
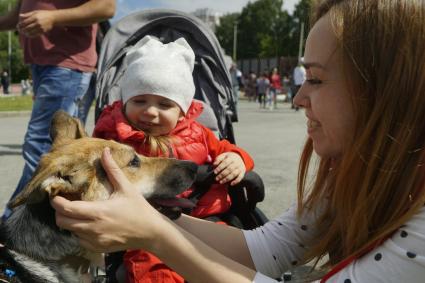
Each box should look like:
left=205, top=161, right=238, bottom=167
left=293, top=84, right=309, bottom=109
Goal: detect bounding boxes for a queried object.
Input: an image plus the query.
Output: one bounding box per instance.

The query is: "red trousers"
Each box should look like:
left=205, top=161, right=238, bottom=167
left=124, top=220, right=227, bottom=283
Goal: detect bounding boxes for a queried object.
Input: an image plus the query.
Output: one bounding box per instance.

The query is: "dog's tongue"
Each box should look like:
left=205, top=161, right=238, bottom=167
left=154, top=198, right=195, bottom=209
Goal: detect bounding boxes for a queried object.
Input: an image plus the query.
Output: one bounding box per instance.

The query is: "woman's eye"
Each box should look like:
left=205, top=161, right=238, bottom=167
left=134, top=100, right=146, bottom=105
left=306, top=78, right=322, bottom=85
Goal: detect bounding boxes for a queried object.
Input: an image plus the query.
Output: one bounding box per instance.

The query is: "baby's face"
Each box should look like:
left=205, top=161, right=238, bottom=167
left=125, top=94, right=184, bottom=136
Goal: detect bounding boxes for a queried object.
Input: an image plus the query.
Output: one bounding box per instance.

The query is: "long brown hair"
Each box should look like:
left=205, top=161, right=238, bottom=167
left=298, top=0, right=425, bottom=265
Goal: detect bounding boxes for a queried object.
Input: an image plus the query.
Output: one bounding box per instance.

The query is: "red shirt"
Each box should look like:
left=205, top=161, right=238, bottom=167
left=270, top=74, right=282, bottom=90
left=19, top=0, right=97, bottom=72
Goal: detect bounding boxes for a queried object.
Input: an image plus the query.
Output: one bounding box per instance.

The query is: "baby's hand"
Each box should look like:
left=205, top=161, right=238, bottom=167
left=213, top=152, right=246, bottom=186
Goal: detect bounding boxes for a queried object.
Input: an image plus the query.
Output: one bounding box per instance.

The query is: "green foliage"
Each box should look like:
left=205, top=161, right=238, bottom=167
left=290, top=0, right=312, bottom=58
left=0, top=94, right=33, bottom=111
left=215, top=0, right=312, bottom=60
left=215, top=13, right=240, bottom=58
left=0, top=0, right=30, bottom=83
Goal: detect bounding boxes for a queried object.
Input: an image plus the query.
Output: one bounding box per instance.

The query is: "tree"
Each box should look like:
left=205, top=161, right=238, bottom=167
left=237, top=0, right=291, bottom=58
left=215, top=13, right=240, bottom=58
left=289, top=0, right=312, bottom=59
left=215, top=0, right=312, bottom=59
left=0, top=0, right=30, bottom=83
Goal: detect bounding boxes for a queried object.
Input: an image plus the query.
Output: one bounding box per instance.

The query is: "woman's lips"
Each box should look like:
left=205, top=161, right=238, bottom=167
left=307, top=119, right=321, bottom=132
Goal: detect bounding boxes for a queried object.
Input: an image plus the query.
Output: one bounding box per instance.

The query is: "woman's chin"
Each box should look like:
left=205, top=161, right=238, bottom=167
left=312, top=142, right=341, bottom=159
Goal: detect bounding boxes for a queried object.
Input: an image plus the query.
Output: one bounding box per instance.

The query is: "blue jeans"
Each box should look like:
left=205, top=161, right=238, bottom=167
left=268, top=87, right=277, bottom=108
left=3, top=65, right=92, bottom=219
left=78, top=73, right=96, bottom=125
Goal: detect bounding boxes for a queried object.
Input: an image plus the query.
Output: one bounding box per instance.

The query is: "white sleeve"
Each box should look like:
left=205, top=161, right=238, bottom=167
left=326, top=206, right=425, bottom=282
left=243, top=203, right=322, bottom=279
left=252, top=272, right=280, bottom=283
left=245, top=204, right=425, bottom=282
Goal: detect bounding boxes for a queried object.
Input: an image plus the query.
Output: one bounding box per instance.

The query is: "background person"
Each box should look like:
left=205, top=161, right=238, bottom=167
left=1, top=71, right=9, bottom=94
left=244, top=70, right=257, bottom=102
left=256, top=72, right=270, bottom=109
left=0, top=0, right=116, bottom=220
left=269, top=67, right=281, bottom=110
left=292, top=60, right=306, bottom=111
left=229, top=63, right=242, bottom=107
left=52, top=0, right=425, bottom=282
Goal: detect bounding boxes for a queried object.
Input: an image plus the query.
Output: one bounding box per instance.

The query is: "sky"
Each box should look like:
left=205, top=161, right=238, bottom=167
left=114, top=0, right=300, bottom=21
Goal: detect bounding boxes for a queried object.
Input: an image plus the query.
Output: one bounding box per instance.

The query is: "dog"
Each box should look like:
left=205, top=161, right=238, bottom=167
left=0, top=111, right=197, bottom=283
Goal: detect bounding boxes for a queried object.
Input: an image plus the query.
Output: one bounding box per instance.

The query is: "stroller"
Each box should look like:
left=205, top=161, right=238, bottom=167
left=93, top=9, right=268, bottom=282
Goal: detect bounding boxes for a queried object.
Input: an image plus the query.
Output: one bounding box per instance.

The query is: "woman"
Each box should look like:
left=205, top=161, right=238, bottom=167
left=269, top=68, right=281, bottom=110
left=52, top=0, right=425, bottom=281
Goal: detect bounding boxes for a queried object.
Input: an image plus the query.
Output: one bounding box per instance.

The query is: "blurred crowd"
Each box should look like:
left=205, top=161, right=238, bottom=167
left=229, top=61, right=306, bottom=111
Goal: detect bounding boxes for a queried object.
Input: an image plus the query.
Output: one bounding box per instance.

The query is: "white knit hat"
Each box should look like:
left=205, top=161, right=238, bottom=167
left=121, top=36, right=195, bottom=114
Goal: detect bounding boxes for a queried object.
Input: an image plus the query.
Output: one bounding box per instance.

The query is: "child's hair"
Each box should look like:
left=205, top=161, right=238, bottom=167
left=144, top=135, right=175, bottom=157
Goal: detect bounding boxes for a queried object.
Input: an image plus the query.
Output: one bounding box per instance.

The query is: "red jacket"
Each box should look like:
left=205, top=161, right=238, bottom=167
left=94, top=100, right=254, bottom=283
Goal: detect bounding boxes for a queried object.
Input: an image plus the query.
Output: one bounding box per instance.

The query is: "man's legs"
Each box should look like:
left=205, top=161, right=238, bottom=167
left=2, top=65, right=92, bottom=219
left=269, top=88, right=276, bottom=110
left=78, top=73, right=96, bottom=125
left=232, top=85, right=239, bottom=107
left=291, top=85, right=300, bottom=111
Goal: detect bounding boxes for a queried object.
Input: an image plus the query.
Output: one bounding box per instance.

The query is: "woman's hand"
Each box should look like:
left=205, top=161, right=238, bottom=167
left=50, top=147, right=166, bottom=253
left=213, top=152, right=246, bottom=186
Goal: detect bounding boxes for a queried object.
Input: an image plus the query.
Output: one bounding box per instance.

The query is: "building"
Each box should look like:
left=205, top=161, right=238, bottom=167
left=191, top=8, right=222, bottom=32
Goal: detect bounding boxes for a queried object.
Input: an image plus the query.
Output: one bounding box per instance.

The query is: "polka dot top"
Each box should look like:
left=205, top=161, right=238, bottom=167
left=243, top=203, right=425, bottom=282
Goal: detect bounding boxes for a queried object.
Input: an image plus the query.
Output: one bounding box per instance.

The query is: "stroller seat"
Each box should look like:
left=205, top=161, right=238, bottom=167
left=92, top=9, right=269, bottom=282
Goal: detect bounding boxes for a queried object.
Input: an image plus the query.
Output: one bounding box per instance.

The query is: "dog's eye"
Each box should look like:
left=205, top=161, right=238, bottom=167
left=128, top=155, right=141, bottom=167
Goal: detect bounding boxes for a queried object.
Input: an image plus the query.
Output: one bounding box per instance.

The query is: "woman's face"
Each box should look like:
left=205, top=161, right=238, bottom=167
left=294, top=14, right=355, bottom=159
left=125, top=94, right=183, bottom=136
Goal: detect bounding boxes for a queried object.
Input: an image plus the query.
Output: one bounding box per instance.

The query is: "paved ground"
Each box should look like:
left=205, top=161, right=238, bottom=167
left=0, top=100, right=307, bottom=219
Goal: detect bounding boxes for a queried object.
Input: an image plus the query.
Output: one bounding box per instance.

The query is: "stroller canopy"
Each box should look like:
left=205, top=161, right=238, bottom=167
left=95, top=9, right=237, bottom=142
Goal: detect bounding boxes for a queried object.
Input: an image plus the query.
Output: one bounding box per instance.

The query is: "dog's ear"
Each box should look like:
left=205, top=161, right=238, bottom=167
left=8, top=163, right=55, bottom=208
left=8, top=165, right=86, bottom=208
left=50, top=110, right=88, bottom=146
left=8, top=158, right=98, bottom=208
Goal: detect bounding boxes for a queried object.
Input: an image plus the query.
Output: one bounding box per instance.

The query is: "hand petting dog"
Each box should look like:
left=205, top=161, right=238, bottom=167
left=213, top=152, right=246, bottom=186
left=51, top=147, right=171, bottom=253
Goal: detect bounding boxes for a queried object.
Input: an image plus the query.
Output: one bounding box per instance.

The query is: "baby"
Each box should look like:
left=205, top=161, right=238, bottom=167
left=93, top=36, right=254, bottom=283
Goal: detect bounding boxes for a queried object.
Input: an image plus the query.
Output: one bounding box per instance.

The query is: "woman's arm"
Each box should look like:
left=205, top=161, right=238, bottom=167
left=154, top=216, right=257, bottom=283
left=175, top=214, right=256, bottom=269
left=52, top=148, right=257, bottom=283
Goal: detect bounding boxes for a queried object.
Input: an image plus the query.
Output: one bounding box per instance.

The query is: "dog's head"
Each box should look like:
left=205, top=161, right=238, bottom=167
left=8, top=110, right=197, bottom=209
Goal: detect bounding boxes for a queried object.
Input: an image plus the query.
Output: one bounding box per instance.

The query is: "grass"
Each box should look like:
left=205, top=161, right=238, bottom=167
left=0, top=95, right=33, bottom=111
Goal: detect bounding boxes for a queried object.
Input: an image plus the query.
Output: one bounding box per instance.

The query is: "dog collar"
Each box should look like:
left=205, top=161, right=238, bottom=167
left=0, top=246, right=16, bottom=283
